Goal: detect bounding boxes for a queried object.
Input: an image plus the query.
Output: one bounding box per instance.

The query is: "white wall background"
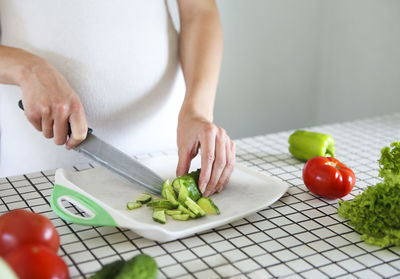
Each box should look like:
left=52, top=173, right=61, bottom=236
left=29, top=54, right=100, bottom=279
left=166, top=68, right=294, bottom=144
left=214, top=0, right=400, bottom=139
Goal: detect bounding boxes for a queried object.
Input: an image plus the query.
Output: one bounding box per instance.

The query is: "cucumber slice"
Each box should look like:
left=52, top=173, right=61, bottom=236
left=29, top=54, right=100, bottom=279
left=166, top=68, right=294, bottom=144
left=161, top=180, right=172, bottom=199
left=136, top=193, right=152, bottom=204
left=165, top=210, right=182, bottom=216
left=165, top=188, right=179, bottom=207
left=197, top=197, right=220, bottom=215
left=126, top=201, right=142, bottom=210
left=153, top=207, right=165, bottom=212
left=172, top=178, right=184, bottom=193
left=178, top=185, right=189, bottom=203
left=171, top=214, right=190, bottom=221
left=177, top=203, right=197, bottom=219
left=173, top=174, right=201, bottom=202
left=147, top=199, right=178, bottom=209
left=185, top=197, right=206, bottom=217
left=152, top=208, right=166, bottom=224
left=162, top=179, right=179, bottom=207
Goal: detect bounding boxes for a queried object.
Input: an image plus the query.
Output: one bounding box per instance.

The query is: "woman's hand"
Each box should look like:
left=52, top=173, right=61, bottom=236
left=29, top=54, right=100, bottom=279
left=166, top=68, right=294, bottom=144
left=177, top=111, right=235, bottom=197
left=176, top=0, right=229, bottom=196
left=19, top=56, right=88, bottom=149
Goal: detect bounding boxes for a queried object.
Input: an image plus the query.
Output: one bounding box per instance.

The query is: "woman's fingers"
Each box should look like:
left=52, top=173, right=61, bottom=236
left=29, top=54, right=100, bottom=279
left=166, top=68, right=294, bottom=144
left=216, top=139, right=235, bottom=193
left=25, top=99, right=88, bottom=148
left=176, top=115, right=236, bottom=196
left=177, top=148, right=193, bottom=177
left=198, top=124, right=216, bottom=195
left=41, top=106, right=54, bottom=139
left=20, top=59, right=87, bottom=148
left=23, top=103, right=43, bottom=132
left=204, top=128, right=227, bottom=196
left=53, top=104, right=69, bottom=145
left=66, top=103, right=88, bottom=149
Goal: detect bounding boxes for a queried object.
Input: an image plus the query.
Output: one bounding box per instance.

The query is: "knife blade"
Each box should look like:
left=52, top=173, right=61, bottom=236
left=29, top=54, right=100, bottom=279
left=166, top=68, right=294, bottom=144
left=18, top=100, right=163, bottom=194
left=75, top=133, right=163, bottom=195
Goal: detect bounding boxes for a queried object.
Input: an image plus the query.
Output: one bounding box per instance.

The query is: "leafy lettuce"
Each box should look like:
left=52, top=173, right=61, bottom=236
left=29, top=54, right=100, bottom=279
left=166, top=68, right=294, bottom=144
left=338, top=141, right=400, bottom=247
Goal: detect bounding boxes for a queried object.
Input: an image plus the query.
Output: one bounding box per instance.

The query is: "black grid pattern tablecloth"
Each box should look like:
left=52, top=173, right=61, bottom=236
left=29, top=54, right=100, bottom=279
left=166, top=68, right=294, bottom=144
left=1, top=114, right=400, bottom=278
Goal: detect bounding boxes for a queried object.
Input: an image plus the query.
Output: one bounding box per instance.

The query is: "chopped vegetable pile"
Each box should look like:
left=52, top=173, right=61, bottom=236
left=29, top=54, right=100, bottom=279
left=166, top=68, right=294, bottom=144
left=126, top=169, right=220, bottom=224
left=338, top=141, right=400, bottom=247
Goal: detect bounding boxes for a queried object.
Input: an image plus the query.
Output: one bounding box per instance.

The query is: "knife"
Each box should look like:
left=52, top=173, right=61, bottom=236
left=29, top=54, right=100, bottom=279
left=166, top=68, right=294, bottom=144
left=18, top=100, right=163, bottom=195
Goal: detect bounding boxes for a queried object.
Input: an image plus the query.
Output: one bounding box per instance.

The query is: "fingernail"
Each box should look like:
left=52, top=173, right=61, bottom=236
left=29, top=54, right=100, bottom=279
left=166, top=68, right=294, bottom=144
left=204, top=190, right=211, bottom=197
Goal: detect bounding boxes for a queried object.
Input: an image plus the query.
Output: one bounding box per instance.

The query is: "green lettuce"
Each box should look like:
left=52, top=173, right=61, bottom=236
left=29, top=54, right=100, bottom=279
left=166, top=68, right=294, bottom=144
left=338, top=141, right=400, bottom=247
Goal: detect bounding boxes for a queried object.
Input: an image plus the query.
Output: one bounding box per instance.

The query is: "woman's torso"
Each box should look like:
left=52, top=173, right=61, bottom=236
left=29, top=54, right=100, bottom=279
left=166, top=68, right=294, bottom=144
left=0, top=0, right=185, bottom=177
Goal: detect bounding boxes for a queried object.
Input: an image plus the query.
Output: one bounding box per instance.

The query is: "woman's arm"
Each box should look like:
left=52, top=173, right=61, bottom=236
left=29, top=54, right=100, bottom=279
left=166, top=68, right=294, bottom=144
left=0, top=45, right=87, bottom=148
left=177, top=0, right=235, bottom=197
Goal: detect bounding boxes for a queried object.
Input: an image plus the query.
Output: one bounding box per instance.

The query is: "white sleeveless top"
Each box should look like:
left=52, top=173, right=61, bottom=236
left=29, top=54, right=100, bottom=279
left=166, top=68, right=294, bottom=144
left=0, top=0, right=185, bottom=177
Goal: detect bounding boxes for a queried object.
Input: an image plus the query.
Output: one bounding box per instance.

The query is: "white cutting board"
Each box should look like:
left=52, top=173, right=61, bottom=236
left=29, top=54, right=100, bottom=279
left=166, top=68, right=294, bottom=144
left=51, top=154, right=288, bottom=242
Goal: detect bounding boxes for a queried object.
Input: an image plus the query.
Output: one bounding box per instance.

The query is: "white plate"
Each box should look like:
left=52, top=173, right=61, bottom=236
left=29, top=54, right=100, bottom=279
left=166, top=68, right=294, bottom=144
left=51, top=154, right=288, bottom=242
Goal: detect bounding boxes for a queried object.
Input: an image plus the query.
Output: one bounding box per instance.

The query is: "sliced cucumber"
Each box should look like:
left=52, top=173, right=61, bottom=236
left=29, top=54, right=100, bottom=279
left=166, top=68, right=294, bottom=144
left=129, top=174, right=221, bottom=225
left=147, top=199, right=178, bottom=209
left=162, top=179, right=179, bottom=207
left=126, top=202, right=142, bottom=210
left=172, top=174, right=201, bottom=202
left=197, top=197, right=220, bottom=215
left=161, top=180, right=170, bottom=199
left=136, top=193, right=152, bottom=204
left=152, top=208, right=166, bottom=224
left=185, top=197, right=206, bottom=217
left=165, top=210, right=182, bottom=216
left=172, top=178, right=184, bottom=193
left=178, top=185, right=189, bottom=203
left=177, top=203, right=197, bottom=219
left=171, top=214, right=190, bottom=221
left=165, top=188, right=179, bottom=207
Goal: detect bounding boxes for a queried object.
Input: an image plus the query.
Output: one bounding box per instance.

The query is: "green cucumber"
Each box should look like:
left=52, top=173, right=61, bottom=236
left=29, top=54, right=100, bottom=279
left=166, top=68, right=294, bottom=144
left=197, top=197, right=220, bottom=215
left=115, top=254, right=158, bottom=279
left=90, top=260, right=125, bottom=279
left=127, top=171, right=221, bottom=225
left=171, top=214, right=190, bottom=221
left=147, top=199, right=177, bottom=209
left=177, top=184, right=189, bottom=203
left=161, top=180, right=170, bottom=199
left=177, top=203, right=197, bottom=219
left=126, top=202, right=142, bottom=210
left=165, top=210, right=182, bottom=216
left=165, top=188, right=179, bottom=207
left=152, top=208, right=166, bottom=224
left=136, top=193, right=152, bottom=204
left=172, top=172, right=201, bottom=202
left=187, top=169, right=201, bottom=184
left=162, top=180, right=179, bottom=207
left=90, top=254, right=157, bottom=279
left=185, top=197, right=206, bottom=217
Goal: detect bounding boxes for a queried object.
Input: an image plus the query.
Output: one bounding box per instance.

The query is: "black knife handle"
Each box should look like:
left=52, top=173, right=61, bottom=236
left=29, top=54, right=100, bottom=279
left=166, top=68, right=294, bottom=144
left=18, top=100, right=93, bottom=136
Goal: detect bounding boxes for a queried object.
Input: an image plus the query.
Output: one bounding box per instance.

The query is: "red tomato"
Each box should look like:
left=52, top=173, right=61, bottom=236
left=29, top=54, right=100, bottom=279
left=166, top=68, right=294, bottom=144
left=303, top=156, right=356, bottom=199
left=4, top=244, right=69, bottom=279
left=0, top=209, right=60, bottom=256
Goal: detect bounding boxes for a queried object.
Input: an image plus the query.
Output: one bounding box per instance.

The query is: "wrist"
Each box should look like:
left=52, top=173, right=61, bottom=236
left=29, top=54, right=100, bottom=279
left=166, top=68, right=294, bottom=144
left=17, top=54, right=46, bottom=86
left=0, top=46, right=44, bottom=86
left=179, top=87, right=216, bottom=123
left=179, top=100, right=214, bottom=124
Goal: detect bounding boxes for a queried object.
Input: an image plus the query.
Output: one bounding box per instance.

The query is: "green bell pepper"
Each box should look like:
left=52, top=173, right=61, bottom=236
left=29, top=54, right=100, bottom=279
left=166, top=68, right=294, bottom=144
left=288, top=130, right=335, bottom=161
